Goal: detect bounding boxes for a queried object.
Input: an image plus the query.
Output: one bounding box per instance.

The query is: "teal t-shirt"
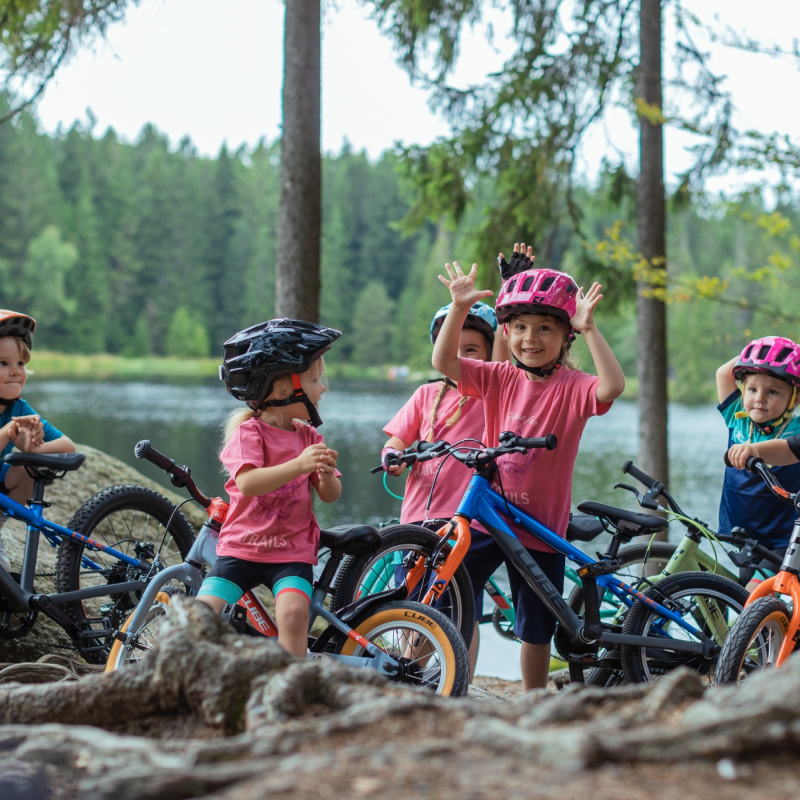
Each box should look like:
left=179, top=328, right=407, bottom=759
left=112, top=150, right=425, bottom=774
left=718, top=390, right=800, bottom=548
left=0, top=398, right=64, bottom=479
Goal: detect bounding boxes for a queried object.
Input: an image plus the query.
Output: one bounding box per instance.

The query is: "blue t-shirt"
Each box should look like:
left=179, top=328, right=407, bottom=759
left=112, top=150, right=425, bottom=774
left=0, top=398, right=63, bottom=471
left=718, top=390, right=800, bottom=548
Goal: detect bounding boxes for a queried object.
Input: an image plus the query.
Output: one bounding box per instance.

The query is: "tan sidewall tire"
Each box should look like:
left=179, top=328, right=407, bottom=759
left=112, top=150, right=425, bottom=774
left=337, top=606, right=458, bottom=696
left=104, top=591, right=173, bottom=672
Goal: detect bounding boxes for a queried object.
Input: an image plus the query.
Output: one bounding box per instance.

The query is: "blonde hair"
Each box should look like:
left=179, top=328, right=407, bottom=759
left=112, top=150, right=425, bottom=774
left=0, top=336, right=31, bottom=364
left=426, top=381, right=468, bottom=442
left=505, top=314, right=579, bottom=371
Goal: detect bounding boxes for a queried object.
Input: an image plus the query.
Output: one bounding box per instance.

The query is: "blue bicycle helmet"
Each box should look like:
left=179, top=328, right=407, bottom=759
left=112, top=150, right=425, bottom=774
left=430, top=302, right=497, bottom=351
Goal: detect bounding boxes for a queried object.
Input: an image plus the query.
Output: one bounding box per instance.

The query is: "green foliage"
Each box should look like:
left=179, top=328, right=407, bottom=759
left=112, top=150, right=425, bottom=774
left=21, top=225, right=76, bottom=323
left=351, top=281, right=395, bottom=366
left=166, top=307, right=210, bottom=359
left=123, top=314, right=152, bottom=357
left=0, top=1, right=134, bottom=122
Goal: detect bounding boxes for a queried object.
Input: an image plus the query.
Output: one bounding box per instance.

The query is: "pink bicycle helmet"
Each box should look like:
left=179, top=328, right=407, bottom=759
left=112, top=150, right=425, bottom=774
left=495, top=268, right=579, bottom=326
left=733, top=336, right=800, bottom=388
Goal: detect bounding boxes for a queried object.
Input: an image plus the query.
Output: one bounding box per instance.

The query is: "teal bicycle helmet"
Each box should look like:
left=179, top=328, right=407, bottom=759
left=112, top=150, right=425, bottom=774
left=430, top=302, right=497, bottom=352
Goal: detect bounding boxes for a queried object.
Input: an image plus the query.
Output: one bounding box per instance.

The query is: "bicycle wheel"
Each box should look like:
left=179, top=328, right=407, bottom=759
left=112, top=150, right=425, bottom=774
left=332, top=600, right=470, bottom=697
left=566, top=541, right=676, bottom=685
left=330, top=524, right=475, bottom=647
left=104, top=587, right=183, bottom=671
left=491, top=605, right=520, bottom=641
left=56, top=484, right=195, bottom=662
left=715, top=597, right=792, bottom=685
left=619, top=571, right=749, bottom=684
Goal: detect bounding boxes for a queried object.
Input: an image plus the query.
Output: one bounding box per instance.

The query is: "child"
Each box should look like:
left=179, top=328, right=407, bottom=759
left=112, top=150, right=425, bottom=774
left=201, top=318, right=342, bottom=658
left=432, top=255, right=625, bottom=691
left=716, top=336, right=800, bottom=581
left=0, top=310, right=75, bottom=572
left=382, top=301, right=495, bottom=671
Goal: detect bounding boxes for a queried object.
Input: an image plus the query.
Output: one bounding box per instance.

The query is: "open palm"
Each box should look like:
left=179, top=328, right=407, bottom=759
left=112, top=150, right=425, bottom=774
left=570, top=282, right=603, bottom=332
left=438, top=262, right=493, bottom=307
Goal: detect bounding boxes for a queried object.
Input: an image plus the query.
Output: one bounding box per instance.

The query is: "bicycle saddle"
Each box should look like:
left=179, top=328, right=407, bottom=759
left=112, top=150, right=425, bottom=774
left=566, top=513, right=605, bottom=542
left=319, top=525, right=381, bottom=556
left=3, top=452, right=86, bottom=473
left=576, top=501, right=667, bottom=541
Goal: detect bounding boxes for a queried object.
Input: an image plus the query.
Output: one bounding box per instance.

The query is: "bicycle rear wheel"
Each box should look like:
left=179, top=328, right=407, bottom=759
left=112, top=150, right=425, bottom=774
left=619, top=571, right=749, bottom=683
left=715, top=596, right=792, bottom=685
left=56, top=484, right=195, bottom=662
left=332, top=600, right=470, bottom=697
left=331, top=524, right=475, bottom=647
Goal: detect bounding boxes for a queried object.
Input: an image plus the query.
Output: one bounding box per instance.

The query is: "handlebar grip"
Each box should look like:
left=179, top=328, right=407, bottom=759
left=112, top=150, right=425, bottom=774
left=622, top=460, right=657, bottom=489
left=417, top=440, right=445, bottom=453
left=517, top=434, right=557, bottom=451
left=723, top=452, right=732, bottom=468
left=134, top=440, right=174, bottom=471
left=370, top=465, right=384, bottom=474
left=746, top=456, right=765, bottom=473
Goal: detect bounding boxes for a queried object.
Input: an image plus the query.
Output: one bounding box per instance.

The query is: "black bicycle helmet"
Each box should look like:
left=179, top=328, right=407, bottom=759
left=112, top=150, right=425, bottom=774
left=220, top=318, right=341, bottom=426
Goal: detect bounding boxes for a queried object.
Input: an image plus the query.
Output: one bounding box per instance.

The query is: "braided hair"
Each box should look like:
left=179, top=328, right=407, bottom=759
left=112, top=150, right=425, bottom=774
left=426, top=381, right=469, bottom=442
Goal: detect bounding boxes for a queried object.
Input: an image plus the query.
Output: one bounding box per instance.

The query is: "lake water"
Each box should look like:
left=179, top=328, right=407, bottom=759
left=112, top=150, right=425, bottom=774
left=23, top=378, right=730, bottom=679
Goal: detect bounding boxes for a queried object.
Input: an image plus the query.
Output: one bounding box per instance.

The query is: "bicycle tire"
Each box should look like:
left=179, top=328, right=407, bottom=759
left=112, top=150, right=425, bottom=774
left=55, top=484, right=195, bottom=662
left=104, top=586, right=184, bottom=671
left=330, top=524, right=475, bottom=647
left=563, top=541, right=676, bottom=684
left=715, top=596, right=792, bottom=685
left=619, top=571, right=749, bottom=684
left=332, top=600, right=470, bottom=697
left=491, top=605, right=520, bottom=642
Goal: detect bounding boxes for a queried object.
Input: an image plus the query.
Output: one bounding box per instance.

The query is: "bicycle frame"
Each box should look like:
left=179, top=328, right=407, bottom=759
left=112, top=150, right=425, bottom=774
left=0, top=485, right=149, bottom=628
left=118, top=516, right=405, bottom=673
left=405, top=472, right=716, bottom=658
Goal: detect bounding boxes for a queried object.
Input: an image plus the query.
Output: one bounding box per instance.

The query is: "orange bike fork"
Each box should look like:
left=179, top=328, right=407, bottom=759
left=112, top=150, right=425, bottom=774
left=403, top=518, right=471, bottom=605
left=744, top=572, right=800, bottom=667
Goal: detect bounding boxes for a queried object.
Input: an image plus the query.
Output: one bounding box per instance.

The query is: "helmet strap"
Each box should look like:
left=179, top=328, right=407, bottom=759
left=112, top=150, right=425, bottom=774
left=0, top=397, right=18, bottom=410
left=513, top=357, right=562, bottom=378
left=258, top=374, right=324, bottom=427
left=734, top=384, right=798, bottom=435
left=428, top=376, right=458, bottom=389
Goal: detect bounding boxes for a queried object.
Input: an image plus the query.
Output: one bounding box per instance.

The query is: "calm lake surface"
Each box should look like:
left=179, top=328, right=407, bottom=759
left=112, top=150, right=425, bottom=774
left=23, top=377, right=730, bottom=679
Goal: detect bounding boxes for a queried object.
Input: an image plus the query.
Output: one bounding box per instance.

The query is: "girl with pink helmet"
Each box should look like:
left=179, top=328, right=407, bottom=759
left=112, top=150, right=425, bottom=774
left=716, top=336, right=800, bottom=583
left=433, top=244, right=625, bottom=691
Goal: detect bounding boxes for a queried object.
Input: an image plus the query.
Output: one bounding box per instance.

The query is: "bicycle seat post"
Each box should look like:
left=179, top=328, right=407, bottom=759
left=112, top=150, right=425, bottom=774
left=18, top=477, right=48, bottom=595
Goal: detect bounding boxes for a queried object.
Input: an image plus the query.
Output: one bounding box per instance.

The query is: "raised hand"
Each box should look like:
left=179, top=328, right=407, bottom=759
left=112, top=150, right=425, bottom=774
left=438, top=262, right=493, bottom=309
left=570, top=282, right=603, bottom=333
left=296, top=443, right=329, bottom=475
left=497, top=242, right=536, bottom=281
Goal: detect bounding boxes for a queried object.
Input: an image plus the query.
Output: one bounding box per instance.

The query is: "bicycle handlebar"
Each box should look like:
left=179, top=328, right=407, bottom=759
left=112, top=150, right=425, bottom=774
left=135, top=439, right=211, bottom=509
left=621, top=460, right=657, bottom=489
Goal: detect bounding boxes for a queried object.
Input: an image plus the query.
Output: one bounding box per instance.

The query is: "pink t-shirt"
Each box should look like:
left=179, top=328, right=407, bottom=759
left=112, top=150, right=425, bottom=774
left=459, top=360, right=612, bottom=552
left=218, top=418, right=336, bottom=564
left=384, top=383, right=486, bottom=525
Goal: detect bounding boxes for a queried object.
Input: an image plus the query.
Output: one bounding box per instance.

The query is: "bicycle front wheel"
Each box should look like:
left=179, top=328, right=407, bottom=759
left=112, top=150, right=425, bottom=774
left=715, top=597, right=792, bottom=685
left=105, top=588, right=180, bottom=671
left=333, top=600, right=470, bottom=697
left=56, top=485, right=195, bottom=662
left=331, top=524, right=475, bottom=647
left=619, top=571, right=749, bottom=683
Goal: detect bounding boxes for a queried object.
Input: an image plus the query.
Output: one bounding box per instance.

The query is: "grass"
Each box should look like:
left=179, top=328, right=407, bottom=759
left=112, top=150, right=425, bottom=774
left=28, top=351, right=222, bottom=380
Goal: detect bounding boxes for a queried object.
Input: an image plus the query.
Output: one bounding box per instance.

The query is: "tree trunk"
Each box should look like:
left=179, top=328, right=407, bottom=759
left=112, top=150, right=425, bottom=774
left=276, top=0, right=321, bottom=322
left=636, top=0, right=668, bottom=492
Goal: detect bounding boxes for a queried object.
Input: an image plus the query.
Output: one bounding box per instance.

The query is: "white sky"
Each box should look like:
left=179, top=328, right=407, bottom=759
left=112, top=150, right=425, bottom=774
left=32, top=0, right=800, bottom=191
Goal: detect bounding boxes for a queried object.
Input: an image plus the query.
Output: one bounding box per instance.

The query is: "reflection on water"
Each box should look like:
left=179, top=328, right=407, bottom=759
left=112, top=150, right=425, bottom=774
left=23, top=378, right=729, bottom=534
left=24, top=378, right=732, bottom=680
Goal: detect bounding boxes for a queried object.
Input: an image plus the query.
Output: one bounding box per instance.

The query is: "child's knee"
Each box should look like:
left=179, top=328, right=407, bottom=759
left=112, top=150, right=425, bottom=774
left=276, top=592, right=310, bottom=628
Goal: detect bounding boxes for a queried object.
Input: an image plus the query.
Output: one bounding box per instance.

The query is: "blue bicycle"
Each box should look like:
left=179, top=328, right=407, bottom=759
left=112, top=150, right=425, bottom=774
left=336, top=433, right=749, bottom=683
left=0, top=451, right=194, bottom=662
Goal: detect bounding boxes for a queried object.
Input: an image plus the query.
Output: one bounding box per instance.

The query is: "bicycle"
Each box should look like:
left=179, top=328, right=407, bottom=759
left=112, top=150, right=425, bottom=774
left=336, top=433, right=748, bottom=684
left=716, top=455, right=800, bottom=685
left=0, top=450, right=195, bottom=662
left=107, top=441, right=471, bottom=697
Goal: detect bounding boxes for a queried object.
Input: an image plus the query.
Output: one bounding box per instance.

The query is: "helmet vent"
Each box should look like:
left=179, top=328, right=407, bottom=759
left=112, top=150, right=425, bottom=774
left=521, top=276, right=535, bottom=292
left=743, top=345, right=753, bottom=359
left=540, top=276, right=555, bottom=291
left=758, top=345, right=770, bottom=360
left=776, top=346, right=792, bottom=362
left=506, top=280, right=517, bottom=293
left=565, top=282, right=577, bottom=294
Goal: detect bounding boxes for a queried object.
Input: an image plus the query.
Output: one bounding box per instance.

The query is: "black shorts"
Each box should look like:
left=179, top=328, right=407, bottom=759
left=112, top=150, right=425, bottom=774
left=461, top=529, right=565, bottom=645
left=197, top=556, right=314, bottom=605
